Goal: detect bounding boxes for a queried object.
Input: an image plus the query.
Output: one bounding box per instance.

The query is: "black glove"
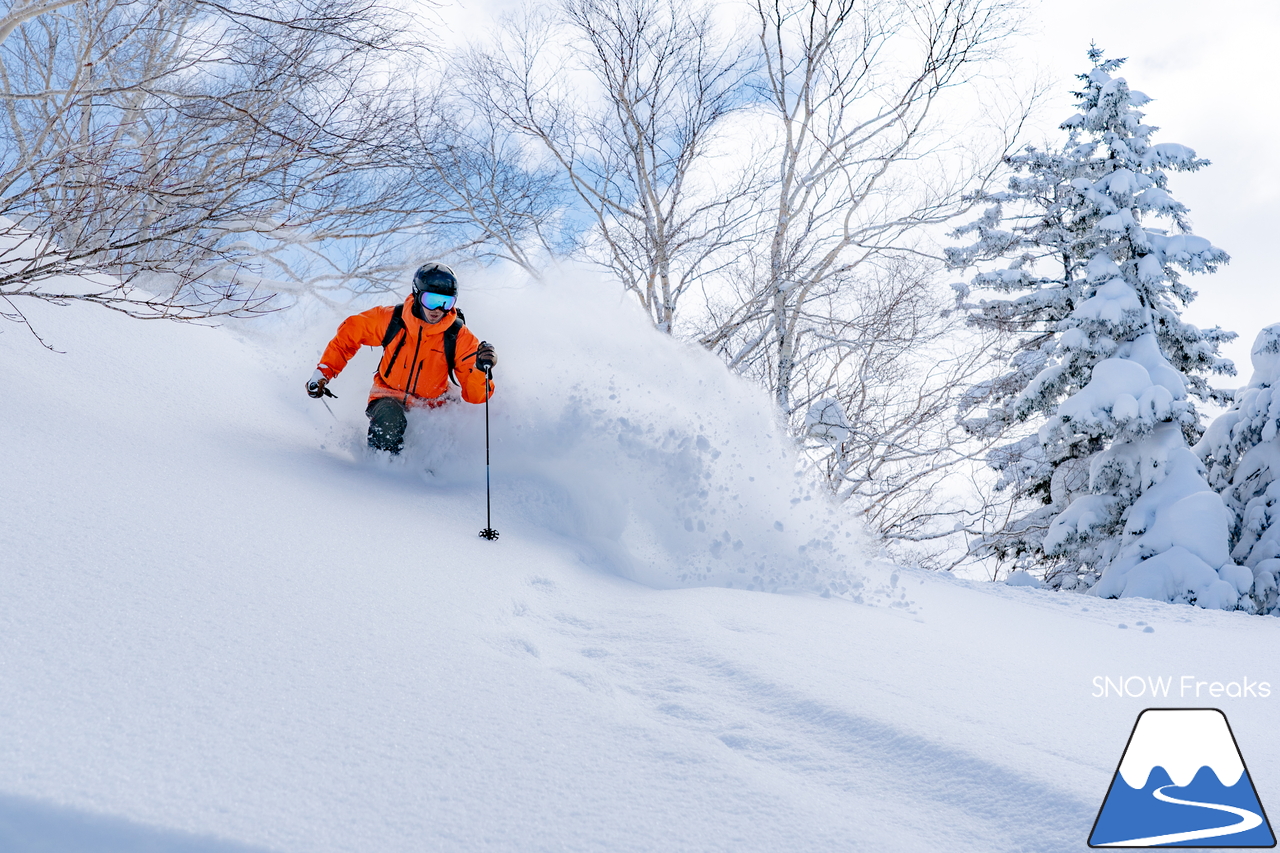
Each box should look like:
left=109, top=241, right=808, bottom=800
left=475, top=341, right=497, bottom=373
left=307, top=369, right=336, bottom=399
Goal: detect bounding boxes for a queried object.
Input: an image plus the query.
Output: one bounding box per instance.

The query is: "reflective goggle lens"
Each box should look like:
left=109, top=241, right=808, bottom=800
left=419, top=292, right=456, bottom=312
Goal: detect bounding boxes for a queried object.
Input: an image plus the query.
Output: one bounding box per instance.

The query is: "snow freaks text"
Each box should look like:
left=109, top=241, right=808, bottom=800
left=1092, top=677, right=1272, bottom=699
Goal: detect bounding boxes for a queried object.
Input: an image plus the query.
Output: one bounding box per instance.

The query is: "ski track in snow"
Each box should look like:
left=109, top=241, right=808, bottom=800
left=499, top=587, right=1089, bottom=851
left=2, top=285, right=1278, bottom=852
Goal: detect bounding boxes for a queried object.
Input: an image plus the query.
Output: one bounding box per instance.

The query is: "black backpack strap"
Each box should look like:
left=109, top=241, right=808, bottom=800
left=378, top=303, right=408, bottom=381
left=381, top=303, right=405, bottom=348
left=443, top=312, right=465, bottom=386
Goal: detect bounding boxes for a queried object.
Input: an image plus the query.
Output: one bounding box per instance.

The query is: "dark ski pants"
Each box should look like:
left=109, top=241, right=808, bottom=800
left=366, top=397, right=407, bottom=454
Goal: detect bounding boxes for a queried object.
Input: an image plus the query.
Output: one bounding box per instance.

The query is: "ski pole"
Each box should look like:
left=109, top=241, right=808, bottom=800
left=479, top=364, right=499, bottom=541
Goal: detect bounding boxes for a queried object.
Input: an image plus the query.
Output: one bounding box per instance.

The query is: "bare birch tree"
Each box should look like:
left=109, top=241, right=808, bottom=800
left=0, top=0, right=424, bottom=339
left=458, top=0, right=760, bottom=332
left=791, top=256, right=1009, bottom=556
left=702, top=0, right=1022, bottom=408
left=687, top=0, right=1027, bottom=549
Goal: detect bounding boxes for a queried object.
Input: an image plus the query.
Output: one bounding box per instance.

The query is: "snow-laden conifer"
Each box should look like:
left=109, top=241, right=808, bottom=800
left=949, top=48, right=1239, bottom=602
left=1197, top=325, right=1280, bottom=613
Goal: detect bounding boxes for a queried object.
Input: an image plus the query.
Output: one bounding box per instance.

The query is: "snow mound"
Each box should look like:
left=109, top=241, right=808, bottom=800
left=1087, top=426, right=1240, bottom=607
left=1004, top=570, right=1043, bottom=588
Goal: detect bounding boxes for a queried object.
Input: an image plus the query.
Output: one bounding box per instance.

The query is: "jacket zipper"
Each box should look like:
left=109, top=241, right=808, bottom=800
left=404, top=326, right=423, bottom=405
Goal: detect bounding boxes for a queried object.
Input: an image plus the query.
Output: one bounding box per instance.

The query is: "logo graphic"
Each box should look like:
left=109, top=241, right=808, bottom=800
left=1090, top=708, right=1275, bottom=847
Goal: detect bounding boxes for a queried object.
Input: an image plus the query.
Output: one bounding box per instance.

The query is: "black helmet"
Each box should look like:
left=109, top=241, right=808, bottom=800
left=413, top=262, right=458, bottom=296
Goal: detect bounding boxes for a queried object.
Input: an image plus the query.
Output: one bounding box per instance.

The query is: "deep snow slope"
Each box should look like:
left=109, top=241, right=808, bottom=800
left=2, top=279, right=1278, bottom=853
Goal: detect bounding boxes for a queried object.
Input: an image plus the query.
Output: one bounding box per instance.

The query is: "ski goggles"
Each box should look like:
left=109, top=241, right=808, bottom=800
left=419, top=291, right=456, bottom=312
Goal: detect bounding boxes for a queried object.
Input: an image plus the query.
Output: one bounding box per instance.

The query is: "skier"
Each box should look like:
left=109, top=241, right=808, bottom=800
left=306, top=263, right=497, bottom=454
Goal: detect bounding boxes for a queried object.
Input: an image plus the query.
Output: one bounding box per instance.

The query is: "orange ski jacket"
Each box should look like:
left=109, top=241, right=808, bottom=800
left=316, top=295, right=494, bottom=407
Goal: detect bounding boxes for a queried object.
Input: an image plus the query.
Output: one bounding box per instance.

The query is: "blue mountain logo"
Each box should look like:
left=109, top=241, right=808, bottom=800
left=1090, top=708, right=1275, bottom=847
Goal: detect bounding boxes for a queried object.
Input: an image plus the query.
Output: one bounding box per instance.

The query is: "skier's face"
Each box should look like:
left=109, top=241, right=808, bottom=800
left=418, top=290, right=454, bottom=324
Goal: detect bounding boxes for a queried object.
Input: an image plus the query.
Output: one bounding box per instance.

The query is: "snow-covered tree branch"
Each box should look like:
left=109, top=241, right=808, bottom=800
left=1198, top=325, right=1280, bottom=614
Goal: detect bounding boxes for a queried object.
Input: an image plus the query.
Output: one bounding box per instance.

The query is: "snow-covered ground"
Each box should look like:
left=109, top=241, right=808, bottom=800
left=2, top=277, right=1277, bottom=852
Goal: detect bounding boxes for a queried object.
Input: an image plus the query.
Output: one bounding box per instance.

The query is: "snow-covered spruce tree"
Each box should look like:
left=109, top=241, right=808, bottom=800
left=1197, top=325, right=1280, bottom=614
left=949, top=48, right=1243, bottom=604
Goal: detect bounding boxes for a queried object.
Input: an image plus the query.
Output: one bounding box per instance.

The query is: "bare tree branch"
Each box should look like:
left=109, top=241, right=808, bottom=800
left=457, top=0, right=761, bottom=332
left=0, top=0, right=431, bottom=334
